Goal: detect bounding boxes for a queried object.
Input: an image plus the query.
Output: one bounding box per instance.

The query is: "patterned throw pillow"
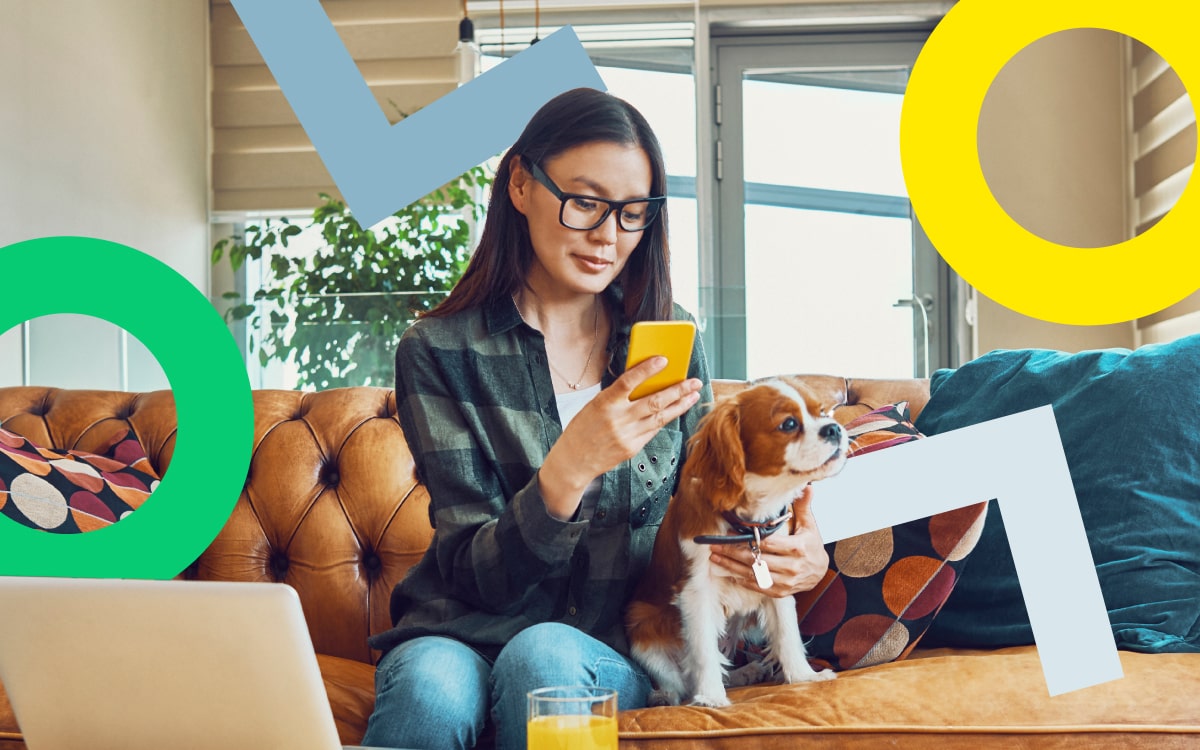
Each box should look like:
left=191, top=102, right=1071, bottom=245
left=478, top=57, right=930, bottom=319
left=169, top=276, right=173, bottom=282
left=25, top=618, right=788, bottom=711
left=0, top=427, right=160, bottom=533
left=94, top=426, right=160, bottom=480
left=793, top=402, right=988, bottom=670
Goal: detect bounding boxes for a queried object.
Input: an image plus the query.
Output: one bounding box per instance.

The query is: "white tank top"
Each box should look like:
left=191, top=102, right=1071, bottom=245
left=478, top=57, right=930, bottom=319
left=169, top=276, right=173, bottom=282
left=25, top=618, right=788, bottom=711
left=555, top=383, right=604, bottom=521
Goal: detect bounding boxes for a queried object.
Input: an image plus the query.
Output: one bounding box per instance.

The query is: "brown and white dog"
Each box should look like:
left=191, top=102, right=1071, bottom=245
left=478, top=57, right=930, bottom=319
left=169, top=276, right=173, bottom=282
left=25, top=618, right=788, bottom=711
left=625, top=379, right=848, bottom=707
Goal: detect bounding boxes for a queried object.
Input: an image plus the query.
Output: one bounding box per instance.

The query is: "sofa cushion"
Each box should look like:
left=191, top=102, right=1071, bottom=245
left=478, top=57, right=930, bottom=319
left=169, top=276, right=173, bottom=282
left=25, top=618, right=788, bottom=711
left=0, top=426, right=159, bottom=533
left=619, top=645, right=1200, bottom=749
left=914, top=336, right=1200, bottom=653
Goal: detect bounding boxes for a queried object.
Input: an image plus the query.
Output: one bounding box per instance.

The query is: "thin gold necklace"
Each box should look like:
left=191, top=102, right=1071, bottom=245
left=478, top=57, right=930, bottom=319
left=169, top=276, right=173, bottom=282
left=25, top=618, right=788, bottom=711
left=513, top=294, right=600, bottom=390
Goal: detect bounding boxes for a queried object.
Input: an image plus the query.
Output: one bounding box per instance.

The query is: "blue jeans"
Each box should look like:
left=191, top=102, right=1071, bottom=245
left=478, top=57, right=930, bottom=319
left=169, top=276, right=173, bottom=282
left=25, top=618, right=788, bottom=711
left=361, top=623, right=652, bottom=750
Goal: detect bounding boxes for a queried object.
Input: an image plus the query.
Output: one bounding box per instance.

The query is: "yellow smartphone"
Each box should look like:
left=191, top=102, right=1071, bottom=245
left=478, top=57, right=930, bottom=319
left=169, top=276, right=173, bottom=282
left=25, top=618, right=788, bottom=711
left=626, top=321, right=696, bottom=401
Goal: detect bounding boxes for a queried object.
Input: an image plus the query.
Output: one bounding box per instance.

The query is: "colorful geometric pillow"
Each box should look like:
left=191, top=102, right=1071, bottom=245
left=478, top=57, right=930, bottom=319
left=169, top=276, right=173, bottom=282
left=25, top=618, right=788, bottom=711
left=93, top=426, right=161, bottom=480
left=793, top=402, right=989, bottom=671
left=0, top=426, right=160, bottom=533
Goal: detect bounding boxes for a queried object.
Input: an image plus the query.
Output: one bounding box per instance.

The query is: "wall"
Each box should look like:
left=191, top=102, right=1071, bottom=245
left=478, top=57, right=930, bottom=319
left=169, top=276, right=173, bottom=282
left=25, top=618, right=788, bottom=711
left=974, top=28, right=1135, bottom=354
left=0, top=0, right=210, bottom=391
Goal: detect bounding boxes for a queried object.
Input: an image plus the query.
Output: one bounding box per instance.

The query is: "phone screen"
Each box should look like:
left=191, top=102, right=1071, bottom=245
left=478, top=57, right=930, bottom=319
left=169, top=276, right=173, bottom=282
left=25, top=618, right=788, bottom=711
left=626, top=321, right=696, bottom=400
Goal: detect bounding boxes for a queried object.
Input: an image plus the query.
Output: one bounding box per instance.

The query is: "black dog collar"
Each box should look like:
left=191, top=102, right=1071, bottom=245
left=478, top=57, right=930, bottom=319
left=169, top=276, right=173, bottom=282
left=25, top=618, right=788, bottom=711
left=693, top=508, right=793, bottom=545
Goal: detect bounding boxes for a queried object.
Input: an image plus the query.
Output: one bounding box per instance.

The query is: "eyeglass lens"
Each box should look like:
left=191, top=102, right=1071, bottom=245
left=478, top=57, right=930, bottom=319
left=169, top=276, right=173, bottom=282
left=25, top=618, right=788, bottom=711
left=562, top=196, right=661, bottom=232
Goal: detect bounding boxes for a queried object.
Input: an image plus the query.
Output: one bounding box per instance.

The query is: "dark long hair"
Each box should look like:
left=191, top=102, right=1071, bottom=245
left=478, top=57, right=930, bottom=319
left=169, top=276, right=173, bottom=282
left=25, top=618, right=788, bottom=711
left=428, top=87, right=673, bottom=323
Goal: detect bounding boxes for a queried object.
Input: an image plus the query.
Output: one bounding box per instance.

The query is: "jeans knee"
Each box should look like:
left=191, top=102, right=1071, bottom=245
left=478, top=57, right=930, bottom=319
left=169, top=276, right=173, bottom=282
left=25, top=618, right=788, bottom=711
left=492, top=624, right=650, bottom=708
left=366, top=637, right=490, bottom=750
left=494, top=623, right=591, bottom=686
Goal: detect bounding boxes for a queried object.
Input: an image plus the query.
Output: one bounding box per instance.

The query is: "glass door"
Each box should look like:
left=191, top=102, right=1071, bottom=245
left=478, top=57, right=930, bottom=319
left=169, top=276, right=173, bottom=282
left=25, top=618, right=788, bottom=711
left=710, top=32, right=959, bottom=380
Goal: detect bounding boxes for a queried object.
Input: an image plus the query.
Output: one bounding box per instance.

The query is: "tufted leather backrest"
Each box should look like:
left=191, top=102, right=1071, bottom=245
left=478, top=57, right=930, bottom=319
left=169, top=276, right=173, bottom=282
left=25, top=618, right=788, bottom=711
left=0, top=376, right=929, bottom=666
left=0, top=387, right=179, bottom=470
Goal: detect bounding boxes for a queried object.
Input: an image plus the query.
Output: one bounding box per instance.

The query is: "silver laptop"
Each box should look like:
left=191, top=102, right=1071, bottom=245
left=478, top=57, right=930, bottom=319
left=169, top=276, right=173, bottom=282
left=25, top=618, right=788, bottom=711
left=0, top=576, right=355, bottom=750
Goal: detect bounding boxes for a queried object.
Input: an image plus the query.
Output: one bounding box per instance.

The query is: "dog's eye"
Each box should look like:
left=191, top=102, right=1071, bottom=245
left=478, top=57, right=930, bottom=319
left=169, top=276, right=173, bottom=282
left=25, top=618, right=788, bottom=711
left=778, top=416, right=801, bottom=433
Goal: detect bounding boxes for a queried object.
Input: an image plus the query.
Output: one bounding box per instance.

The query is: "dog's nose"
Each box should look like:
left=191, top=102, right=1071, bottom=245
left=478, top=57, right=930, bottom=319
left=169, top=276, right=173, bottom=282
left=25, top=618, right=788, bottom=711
left=819, top=422, right=842, bottom=444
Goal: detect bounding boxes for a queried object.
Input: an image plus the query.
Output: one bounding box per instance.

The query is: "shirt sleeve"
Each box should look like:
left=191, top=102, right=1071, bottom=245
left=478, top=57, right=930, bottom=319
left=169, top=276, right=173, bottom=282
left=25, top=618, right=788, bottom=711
left=678, top=307, right=715, bottom=465
left=393, top=323, right=587, bottom=616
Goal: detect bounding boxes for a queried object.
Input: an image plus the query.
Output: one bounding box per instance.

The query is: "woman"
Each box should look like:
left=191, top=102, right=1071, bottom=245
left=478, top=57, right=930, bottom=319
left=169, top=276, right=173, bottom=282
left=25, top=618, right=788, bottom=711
left=364, top=88, right=827, bottom=750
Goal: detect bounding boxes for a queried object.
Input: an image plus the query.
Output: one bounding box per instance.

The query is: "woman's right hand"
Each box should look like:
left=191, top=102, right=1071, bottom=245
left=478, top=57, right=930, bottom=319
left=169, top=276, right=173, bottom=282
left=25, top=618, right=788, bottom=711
left=538, top=356, right=703, bottom=520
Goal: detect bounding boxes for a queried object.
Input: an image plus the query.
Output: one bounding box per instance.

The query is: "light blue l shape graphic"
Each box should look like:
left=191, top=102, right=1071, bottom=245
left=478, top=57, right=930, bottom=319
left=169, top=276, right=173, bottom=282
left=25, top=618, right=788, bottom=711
left=228, top=0, right=606, bottom=227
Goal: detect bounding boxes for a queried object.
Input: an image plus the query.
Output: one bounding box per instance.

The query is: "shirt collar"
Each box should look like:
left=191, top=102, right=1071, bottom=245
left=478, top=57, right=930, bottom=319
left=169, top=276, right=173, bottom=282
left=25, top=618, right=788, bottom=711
left=485, top=294, right=524, bottom=336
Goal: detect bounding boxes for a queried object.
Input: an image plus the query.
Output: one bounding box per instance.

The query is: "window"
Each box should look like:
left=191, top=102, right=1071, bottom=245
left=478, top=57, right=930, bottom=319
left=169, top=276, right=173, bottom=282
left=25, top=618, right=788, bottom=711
left=217, top=15, right=969, bottom=388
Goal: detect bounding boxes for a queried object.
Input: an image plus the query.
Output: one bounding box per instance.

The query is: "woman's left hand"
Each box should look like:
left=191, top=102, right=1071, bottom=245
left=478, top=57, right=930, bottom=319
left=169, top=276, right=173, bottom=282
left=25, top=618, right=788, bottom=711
left=707, top=485, right=830, bottom=598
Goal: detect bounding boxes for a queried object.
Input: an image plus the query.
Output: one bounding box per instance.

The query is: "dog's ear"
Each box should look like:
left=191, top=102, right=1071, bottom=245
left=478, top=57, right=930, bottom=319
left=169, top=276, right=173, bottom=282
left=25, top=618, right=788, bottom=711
left=685, top=398, right=745, bottom=511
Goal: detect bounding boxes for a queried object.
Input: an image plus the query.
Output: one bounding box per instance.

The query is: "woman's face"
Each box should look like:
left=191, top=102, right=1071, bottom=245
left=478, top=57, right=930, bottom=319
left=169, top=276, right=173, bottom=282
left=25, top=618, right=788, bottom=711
left=509, top=140, right=654, bottom=300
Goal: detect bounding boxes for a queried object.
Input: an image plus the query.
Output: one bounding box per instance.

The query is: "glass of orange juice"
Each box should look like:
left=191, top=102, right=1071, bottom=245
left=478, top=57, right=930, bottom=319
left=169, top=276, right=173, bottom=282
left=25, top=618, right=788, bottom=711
left=527, top=686, right=618, bottom=750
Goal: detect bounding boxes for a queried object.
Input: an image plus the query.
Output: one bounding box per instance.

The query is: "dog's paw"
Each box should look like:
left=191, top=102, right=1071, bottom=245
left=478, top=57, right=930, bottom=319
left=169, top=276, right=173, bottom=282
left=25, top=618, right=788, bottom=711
left=725, top=660, right=776, bottom=688
left=787, top=667, right=836, bottom=684
left=647, top=689, right=681, bottom=707
left=689, top=692, right=732, bottom=708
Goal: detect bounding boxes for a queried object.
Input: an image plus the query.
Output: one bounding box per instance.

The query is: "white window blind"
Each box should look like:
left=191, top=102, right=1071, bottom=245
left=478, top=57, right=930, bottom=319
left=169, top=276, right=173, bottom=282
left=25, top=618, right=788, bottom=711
left=211, top=0, right=459, bottom=214
left=1130, top=39, right=1198, bottom=330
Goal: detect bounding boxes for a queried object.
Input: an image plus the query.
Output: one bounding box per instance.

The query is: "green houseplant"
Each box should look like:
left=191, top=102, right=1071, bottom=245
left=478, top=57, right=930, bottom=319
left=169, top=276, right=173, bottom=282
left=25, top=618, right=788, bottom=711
left=212, top=166, right=491, bottom=390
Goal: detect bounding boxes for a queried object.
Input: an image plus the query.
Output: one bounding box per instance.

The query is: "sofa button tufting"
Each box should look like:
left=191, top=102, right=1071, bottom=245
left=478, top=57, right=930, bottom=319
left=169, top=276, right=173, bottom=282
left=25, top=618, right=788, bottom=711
left=322, top=466, right=340, bottom=486
left=269, top=551, right=289, bottom=580
left=362, top=553, right=382, bottom=573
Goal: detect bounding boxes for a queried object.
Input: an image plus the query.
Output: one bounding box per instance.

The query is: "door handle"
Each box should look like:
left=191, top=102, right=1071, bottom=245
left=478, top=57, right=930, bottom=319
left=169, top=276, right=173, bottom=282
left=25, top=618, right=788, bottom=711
left=894, top=295, right=933, bottom=378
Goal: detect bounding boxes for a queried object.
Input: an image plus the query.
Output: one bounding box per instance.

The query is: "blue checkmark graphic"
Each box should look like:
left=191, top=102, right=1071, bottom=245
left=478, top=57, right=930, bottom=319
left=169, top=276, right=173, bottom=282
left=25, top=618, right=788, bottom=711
left=229, top=0, right=606, bottom=228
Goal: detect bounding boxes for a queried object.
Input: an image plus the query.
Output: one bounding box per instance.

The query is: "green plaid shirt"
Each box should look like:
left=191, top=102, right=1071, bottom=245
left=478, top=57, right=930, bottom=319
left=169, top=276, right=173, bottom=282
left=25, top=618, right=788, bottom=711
left=368, top=290, right=712, bottom=661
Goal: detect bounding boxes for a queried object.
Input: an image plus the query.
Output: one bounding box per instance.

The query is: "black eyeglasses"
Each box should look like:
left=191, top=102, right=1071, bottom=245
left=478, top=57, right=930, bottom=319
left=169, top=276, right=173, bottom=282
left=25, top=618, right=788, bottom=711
left=522, top=157, right=665, bottom=232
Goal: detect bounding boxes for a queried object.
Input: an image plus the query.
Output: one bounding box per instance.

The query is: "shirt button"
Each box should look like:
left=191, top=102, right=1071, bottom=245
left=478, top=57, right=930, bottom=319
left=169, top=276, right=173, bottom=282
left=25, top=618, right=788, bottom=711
left=645, top=480, right=653, bottom=489
left=596, top=509, right=607, bottom=520
left=650, top=456, right=658, bottom=464
left=568, top=606, right=578, bottom=616
left=638, top=463, right=646, bottom=472
left=670, top=456, right=676, bottom=465
left=639, top=506, right=649, bottom=517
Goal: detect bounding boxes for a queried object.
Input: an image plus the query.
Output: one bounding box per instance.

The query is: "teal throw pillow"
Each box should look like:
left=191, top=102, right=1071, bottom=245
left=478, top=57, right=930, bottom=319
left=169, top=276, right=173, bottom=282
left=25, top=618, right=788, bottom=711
left=914, top=334, right=1200, bottom=654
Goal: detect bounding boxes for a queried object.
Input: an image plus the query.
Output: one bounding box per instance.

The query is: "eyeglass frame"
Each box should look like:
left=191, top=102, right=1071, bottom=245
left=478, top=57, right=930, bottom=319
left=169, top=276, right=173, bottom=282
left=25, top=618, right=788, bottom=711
left=521, top=156, right=666, bottom=232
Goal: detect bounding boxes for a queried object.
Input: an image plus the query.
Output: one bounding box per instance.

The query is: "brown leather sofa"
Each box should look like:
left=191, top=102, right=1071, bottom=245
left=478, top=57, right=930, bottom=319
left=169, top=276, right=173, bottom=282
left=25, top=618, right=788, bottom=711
left=1, top=377, right=1197, bottom=749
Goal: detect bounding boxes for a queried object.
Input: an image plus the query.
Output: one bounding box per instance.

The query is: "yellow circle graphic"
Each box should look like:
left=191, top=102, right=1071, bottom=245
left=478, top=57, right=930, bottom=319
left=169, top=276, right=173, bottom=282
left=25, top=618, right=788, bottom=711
left=901, top=0, right=1200, bottom=325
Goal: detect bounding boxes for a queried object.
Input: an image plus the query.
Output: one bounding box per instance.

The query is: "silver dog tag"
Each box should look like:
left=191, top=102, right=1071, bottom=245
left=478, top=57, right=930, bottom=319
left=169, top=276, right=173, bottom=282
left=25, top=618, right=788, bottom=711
left=751, top=558, right=774, bottom=589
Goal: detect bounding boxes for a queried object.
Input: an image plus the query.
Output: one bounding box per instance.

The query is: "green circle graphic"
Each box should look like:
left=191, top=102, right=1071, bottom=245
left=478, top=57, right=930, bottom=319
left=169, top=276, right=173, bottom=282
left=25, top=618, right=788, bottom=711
left=0, top=236, right=253, bottom=579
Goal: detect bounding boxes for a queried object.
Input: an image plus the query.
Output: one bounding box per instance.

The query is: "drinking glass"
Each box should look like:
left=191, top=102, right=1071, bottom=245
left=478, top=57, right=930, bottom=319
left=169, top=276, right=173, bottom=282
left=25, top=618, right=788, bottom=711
left=526, top=686, right=618, bottom=750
